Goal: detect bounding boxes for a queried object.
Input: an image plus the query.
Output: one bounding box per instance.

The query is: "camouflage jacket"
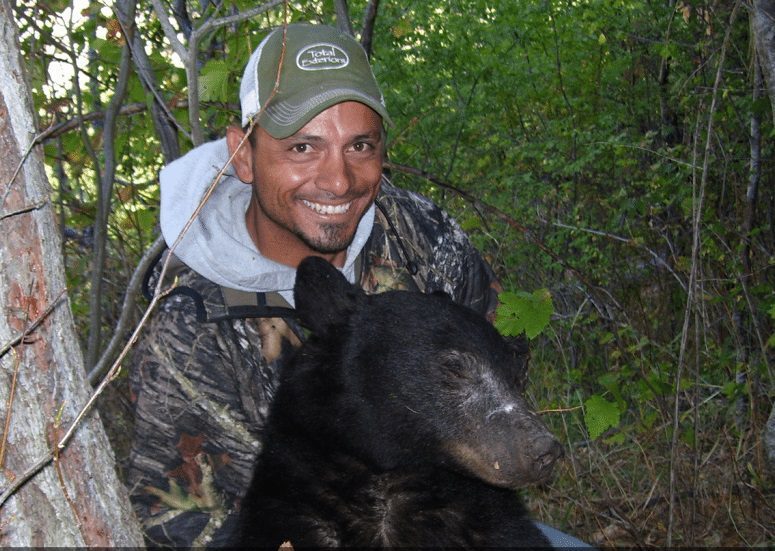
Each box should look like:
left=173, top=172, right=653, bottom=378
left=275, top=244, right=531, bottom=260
left=126, top=183, right=500, bottom=547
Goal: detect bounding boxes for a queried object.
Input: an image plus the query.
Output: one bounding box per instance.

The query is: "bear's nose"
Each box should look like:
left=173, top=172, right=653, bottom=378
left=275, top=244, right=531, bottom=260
left=530, top=436, right=563, bottom=478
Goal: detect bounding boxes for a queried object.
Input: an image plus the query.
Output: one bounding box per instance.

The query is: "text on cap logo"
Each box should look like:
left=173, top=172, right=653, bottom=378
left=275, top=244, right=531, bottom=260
left=296, top=43, right=349, bottom=71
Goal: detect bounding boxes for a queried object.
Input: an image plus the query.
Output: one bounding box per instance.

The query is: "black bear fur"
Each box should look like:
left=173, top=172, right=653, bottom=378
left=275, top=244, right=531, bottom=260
left=234, top=256, right=562, bottom=547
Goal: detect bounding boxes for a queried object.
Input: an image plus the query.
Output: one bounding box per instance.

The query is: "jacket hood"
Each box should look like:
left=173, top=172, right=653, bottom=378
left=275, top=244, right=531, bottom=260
left=159, top=138, right=374, bottom=301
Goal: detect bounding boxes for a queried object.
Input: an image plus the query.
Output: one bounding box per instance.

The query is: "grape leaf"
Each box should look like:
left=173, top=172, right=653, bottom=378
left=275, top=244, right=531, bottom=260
left=584, top=394, right=621, bottom=440
left=495, top=289, right=553, bottom=339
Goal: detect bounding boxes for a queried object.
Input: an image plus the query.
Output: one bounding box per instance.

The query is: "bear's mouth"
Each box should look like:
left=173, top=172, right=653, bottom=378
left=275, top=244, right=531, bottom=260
left=443, top=438, right=561, bottom=489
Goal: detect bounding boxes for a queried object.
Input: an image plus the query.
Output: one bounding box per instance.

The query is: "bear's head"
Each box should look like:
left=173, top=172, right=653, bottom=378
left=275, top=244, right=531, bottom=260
left=287, top=256, right=562, bottom=489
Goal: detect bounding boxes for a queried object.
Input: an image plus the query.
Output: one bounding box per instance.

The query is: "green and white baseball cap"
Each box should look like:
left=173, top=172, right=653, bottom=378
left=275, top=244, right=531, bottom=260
left=240, top=23, right=392, bottom=138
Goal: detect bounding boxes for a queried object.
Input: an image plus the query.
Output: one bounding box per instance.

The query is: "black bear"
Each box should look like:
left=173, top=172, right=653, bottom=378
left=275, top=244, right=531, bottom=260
left=235, top=256, right=563, bottom=547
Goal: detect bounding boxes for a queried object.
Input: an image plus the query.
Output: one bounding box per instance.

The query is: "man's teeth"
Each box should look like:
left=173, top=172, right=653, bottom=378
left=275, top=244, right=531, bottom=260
left=302, top=200, right=351, bottom=215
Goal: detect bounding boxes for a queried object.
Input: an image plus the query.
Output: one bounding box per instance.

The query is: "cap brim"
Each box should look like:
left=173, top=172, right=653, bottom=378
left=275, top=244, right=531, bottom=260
left=257, top=89, right=393, bottom=139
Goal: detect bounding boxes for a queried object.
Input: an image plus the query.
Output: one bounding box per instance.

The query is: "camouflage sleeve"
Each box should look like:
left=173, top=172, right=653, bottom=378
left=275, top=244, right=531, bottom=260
left=423, top=203, right=501, bottom=321
left=125, top=293, right=266, bottom=548
left=377, top=183, right=501, bottom=320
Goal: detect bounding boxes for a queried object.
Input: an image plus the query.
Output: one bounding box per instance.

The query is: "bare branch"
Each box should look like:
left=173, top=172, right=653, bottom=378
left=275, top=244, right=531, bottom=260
left=551, top=221, right=687, bottom=292
left=85, top=12, right=135, bottom=369
left=194, top=0, right=286, bottom=38
left=667, top=1, right=742, bottom=545
left=87, top=234, right=166, bottom=385
left=333, top=0, right=355, bottom=37
left=0, top=289, right=67, bottom=360
left=115, top=0, right=188, bottom=156
left=0, top=284, right=62, bottom=473
left=187, top=0, right=287, bottom=145
left=0, top=200, right=47, bottom=221
left=360, top=0, right=380, bottom=59
left=35, top=100, right=193, bottom=143
left=0, top=282, right=172, bottom=510
left=149, top=0, right=188, bottom=61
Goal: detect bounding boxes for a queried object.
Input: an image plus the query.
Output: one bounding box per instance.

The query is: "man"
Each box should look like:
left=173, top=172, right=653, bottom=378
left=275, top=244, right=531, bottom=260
left=126, top=23, right=587, bottom=548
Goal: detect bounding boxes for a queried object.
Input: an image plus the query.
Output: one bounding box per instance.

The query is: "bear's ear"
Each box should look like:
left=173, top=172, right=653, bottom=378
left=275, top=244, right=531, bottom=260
left=294, top=256, right=360, bottom=333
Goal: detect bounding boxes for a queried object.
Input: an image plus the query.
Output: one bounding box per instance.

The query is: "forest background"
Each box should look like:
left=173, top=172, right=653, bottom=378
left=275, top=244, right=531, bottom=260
left=1, top=0, right=773, bottom=547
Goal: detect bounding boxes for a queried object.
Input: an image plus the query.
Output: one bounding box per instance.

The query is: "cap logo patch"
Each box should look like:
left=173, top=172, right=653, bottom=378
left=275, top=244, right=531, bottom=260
left=296, top=43, right=349, bottom=71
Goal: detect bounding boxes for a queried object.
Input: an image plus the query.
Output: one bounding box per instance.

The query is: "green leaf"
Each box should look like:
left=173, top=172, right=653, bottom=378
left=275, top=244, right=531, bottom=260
left=584, top=394, right=621, bottom=440
left=495, top=289, right=553, bottom=339
left=198, top=59, right=230, bottom=102
left=722, top=381, right=744, bottom=400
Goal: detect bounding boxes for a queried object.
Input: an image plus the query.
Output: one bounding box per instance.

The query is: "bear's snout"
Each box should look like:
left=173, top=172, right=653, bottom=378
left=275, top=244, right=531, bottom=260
left=525, top=433, right=563, bottom=481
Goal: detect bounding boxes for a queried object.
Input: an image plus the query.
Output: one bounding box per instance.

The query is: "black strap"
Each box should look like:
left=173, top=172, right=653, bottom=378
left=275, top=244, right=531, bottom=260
left=141, top=249, right=298, bottom=323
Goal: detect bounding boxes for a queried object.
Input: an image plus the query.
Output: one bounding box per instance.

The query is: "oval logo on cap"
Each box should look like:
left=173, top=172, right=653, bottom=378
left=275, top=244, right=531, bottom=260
left=296, top=43, right=350, bottom=71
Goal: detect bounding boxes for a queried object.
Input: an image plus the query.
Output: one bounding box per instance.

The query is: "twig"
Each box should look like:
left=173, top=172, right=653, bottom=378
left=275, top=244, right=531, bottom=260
left=551, top=221, right=687, bottom=292
left=195, top=0, right=286, bottom=37
left=385, top=161, right=621, bottom=315
left=53, top=449, right=80, bottom=533
left=0, top=280, right=174, bottom=512
left=536, top=405, right=583, bottom=414
left=595, top=141, right=699, bottom=170
left=0, top=120, right=55, bottom=209
left=0, top=288, right=66, bottom=469
left=0, top=348, right=21, bottom=469
left=114, top=6, right=192, bottom=143
left=0, top=454, right=52, bottom=507
left=56, top=284, right=174, bottom=453
left=35, top=101, right=189, bottom=144
left=667, top=2, right=741, bottom=545
left=158, top=8, right=289, bottom=290
left=0, top=289, right=66, bottom=360
left=0, top=200, right=47, bottom=221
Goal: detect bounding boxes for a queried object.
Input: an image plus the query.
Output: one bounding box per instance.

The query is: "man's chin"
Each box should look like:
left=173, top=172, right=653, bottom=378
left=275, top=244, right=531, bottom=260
left=300, top=225, right=357, bottom=256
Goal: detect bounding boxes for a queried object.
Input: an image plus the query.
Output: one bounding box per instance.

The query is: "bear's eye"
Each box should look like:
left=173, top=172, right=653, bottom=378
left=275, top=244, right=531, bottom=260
left=439, top=350, right=481, bottom=385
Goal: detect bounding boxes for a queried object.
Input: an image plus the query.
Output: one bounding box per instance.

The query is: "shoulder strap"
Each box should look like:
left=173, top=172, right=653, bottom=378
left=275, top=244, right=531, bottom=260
left=216, top=287, right=296, bottom=322
left=142, top=248, right=297, bottom=323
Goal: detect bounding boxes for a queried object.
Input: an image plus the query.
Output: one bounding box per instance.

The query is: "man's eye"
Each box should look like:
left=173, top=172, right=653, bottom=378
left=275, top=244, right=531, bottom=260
left=352, top=142, right=372, bottom=152
left=292, top=144, right=309, bottom=153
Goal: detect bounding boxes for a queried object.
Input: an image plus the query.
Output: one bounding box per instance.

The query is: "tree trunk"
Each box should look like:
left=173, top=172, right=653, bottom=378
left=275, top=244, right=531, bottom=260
left=751, top=0, right=775, bottom=473
left=752, top=0, right=775, bottom=127
left=0, top=0, right=143, bottom=545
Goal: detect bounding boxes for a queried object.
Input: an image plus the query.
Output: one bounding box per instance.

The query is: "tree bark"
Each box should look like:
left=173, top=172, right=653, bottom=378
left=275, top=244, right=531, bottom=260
left=85, top=24, right=134, bottom=368
left=750, top=0, right=775, bottom=474
left=0, top=0, right=143, bottom=544
left=360, top=0, right=381, bottom=59
left=334, top=0, right=355, bottom=37
left=752, top=0, right=775, bottom=127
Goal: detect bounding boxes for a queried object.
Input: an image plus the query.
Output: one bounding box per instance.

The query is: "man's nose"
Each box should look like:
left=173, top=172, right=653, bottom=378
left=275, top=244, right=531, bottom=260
left=315, top=151, right=352, bottom=196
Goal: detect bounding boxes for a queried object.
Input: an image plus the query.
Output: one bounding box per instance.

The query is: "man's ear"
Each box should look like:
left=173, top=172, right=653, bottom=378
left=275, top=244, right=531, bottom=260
left=226, top=125, right=254, bottom=183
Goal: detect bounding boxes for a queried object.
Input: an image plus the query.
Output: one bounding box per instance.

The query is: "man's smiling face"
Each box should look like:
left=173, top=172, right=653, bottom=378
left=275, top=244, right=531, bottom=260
left=228, top=101, right=385, bottom=268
